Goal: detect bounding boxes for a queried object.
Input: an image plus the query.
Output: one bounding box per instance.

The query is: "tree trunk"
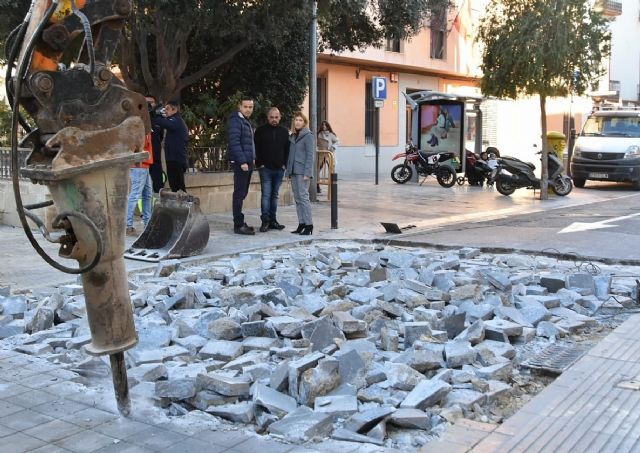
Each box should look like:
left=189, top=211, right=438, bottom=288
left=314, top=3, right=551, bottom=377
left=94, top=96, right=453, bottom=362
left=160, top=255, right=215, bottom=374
left=539, top=94, right=549, bottom=200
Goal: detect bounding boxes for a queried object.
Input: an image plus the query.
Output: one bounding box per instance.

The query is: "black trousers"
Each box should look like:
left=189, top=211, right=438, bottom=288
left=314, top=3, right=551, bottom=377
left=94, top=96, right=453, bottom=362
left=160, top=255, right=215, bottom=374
left=149, top=162, right=164, bottom=193
left=166, top=161, right=186, bottom=192
left=233, top=168, right=253, bottom=227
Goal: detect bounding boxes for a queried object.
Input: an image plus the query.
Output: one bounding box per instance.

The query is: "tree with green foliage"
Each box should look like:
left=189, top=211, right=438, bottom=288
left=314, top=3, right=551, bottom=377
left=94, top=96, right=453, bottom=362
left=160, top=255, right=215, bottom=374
left=478, top=0, right=610, bottom=199
left=0, top=0, right=451, bottom=150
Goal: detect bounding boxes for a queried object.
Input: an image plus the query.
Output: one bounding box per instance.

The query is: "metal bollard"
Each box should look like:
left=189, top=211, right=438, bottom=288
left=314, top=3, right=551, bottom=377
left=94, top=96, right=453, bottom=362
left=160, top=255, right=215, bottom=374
left=331, top=173, right=338, bottom=229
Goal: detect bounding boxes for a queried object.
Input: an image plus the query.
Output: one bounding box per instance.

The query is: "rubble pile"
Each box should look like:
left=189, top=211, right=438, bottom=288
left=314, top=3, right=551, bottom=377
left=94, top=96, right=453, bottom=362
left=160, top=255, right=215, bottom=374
left=0, top=242, right=637, bottom=449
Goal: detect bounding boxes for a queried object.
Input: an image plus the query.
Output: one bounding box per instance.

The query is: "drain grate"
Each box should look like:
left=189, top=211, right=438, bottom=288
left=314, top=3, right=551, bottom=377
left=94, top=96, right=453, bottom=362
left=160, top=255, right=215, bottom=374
left=521, top=344, right=589, bottom=374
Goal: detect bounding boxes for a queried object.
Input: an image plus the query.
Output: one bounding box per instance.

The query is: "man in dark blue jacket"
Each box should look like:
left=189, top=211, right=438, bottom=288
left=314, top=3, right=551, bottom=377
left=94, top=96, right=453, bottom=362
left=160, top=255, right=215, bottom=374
left=227, top=97, right=256, bottom=235
left=154, top=101, right=189, bottom=192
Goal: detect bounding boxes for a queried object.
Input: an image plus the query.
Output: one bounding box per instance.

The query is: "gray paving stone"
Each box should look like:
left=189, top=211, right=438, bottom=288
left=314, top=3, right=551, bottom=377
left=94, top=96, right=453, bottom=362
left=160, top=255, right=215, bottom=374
left=231, top=436, right=295, bottom=453
left=0, top=381, right=30, bottom=399
left=195, top=429, right=252, bottom=449
left=23, top=419, right=84, bottom=442
left=0, top=421, right=16, bottom=437
left=161, top=437, right=226, bottom=453
left=28, top=446, right=73, bottom=453
left=92, top=418, right=154, bottom=439
left=0, top=408, right=55, bottom=431
left=0, top=400, right=26, bottom=418
left=0, top=432, right=46, bottom=453
left=124, top=425, right=187, bottom=450
left=62, top=407, right=119, bottom=430
left=53, top=429, right=117, bottom=453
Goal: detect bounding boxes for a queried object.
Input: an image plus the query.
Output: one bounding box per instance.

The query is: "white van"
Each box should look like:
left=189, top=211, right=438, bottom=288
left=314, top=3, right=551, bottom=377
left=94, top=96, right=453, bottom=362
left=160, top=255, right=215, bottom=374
left=570, top=109, right=640, bottom=189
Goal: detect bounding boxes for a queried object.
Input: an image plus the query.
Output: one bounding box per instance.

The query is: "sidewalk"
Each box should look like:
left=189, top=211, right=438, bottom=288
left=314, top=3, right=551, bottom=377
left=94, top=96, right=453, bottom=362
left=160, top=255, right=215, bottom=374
left=421, top=313, right=640, bottom=453
left=1, top=177, right=639, bottom=452
left=1, top=177, right=631, bottom=291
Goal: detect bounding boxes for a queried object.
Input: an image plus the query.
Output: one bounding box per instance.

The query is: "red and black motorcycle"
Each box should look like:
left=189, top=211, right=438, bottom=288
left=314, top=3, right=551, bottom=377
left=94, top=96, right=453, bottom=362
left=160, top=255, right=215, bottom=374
left=390, top=140, right=458, bottom=188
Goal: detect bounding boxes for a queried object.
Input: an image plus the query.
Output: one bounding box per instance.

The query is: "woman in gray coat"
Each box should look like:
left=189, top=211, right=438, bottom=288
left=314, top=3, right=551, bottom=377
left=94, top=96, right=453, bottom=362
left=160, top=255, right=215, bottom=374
left=286, top=112, right=315, bottom=235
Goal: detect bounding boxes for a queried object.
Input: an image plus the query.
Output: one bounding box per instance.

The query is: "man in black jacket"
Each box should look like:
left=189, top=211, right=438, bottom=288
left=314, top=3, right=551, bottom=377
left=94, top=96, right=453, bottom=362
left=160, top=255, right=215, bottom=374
left=254, top=107, right=290, bottom=232
left=154, top=101, right=189, bottom=192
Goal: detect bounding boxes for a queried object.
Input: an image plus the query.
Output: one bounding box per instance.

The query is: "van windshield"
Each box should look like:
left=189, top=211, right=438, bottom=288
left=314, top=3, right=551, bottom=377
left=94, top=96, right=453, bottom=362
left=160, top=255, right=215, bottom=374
left=582, top=116, right=640, bottom=137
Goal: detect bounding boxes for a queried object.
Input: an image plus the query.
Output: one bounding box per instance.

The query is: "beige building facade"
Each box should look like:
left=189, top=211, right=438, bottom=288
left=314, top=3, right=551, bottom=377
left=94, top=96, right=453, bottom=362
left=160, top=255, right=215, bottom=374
left=311, top=0, right=620, bottom=178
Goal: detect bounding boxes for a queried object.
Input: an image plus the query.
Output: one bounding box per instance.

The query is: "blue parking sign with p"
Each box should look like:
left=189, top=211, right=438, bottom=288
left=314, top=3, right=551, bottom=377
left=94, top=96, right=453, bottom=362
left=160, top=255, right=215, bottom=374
left=372, top=77, right=387, bottom=100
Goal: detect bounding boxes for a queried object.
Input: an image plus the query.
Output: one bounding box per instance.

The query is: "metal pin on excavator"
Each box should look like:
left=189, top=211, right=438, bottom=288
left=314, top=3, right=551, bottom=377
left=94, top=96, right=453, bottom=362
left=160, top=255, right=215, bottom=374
left=5, top=0, right=204, bottom=415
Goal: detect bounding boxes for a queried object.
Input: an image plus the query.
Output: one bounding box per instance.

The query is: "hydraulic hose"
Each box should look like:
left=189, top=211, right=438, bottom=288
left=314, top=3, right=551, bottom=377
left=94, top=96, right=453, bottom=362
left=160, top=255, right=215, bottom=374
left=5, top=2, right=34, bottom=134
left=10, top=0, right=103, bottom=275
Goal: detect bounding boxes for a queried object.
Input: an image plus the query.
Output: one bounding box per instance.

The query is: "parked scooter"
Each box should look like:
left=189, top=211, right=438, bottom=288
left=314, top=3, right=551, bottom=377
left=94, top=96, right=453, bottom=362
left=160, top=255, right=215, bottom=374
left=493, top=148, right=573, bottom=196
left=391, top=140, right=458, bottom=188
left=458, top=150, right=497, bottom=186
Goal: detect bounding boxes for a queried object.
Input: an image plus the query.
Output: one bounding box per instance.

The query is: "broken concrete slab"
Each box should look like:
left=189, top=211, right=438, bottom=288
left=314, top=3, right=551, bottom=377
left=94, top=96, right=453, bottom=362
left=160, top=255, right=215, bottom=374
left=400, top=378, right=452, bottom=410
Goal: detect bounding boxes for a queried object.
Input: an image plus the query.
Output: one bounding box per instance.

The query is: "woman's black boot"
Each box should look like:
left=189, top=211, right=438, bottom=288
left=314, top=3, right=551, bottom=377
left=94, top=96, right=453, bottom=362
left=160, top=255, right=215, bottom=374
left=300, top=225, right=313, bottom=236
left=291, top=223, right=305, bottom=234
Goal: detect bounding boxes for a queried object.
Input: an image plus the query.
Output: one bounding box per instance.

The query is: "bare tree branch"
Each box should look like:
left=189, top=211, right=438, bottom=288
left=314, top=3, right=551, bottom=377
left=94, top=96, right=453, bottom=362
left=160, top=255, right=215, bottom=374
left=177, top=40, right=251, bottom=93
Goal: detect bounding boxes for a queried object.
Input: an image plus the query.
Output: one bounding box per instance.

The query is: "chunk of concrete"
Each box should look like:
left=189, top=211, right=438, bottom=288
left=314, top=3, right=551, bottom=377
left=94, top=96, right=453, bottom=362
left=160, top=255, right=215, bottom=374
left=445, top=340, right=476, bottom=368
left=400, top=379, right=452, bottom=410
left=343, top=406, right=395, bottom=433
left=314, top=394, right=359, bottom=417
left=206, top=401, right=255, bottom=423
left=301, top=317, right=346, bottom=352
left=268, top=406, right=334, bottom=442
left=385, top=363, right=425, bottom=391
left=390, top=408, right=431, bottom=430
left=196, top=373, right=251, bottom=397
left=254, top=383, right=297, bottom=417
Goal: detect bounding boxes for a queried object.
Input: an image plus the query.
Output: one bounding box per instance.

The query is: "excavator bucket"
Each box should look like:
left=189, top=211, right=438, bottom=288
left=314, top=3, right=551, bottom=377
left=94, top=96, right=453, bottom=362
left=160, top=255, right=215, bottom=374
left=125, top=190, right=210, bottom=262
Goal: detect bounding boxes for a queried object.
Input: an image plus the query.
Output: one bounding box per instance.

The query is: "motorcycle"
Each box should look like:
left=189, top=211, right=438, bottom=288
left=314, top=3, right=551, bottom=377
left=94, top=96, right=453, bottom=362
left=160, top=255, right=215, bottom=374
left=390, top=140, right=458, bottom=188
left=493, top=150, right=573, bottom=196
left=457, top=151, right=497, bottom=186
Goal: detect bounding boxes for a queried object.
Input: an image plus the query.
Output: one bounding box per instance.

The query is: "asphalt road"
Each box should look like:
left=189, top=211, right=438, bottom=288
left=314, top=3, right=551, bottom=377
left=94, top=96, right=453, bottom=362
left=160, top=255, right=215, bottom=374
left=393, top=181, right=640, bottom=264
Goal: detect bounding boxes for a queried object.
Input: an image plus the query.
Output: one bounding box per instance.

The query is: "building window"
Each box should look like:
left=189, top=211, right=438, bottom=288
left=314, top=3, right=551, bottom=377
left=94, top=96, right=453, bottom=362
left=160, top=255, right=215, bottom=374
left=430, top=10, right=446, bottom=59
left=385, top=38, right=401, bottom=53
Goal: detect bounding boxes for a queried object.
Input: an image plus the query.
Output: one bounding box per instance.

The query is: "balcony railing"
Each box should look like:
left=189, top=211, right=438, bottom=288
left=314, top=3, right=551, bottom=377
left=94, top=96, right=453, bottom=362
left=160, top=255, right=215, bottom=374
left=594, top=0, right=622, bottom=16
left=0, top=147, right=30, bottom=180
left=609, top=80, right=621, bottom=92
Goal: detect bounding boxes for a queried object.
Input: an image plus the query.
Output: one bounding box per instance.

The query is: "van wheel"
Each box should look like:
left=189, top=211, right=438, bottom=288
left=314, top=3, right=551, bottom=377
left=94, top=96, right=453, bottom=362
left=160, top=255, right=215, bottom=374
left=572, top=178, right=586, bottom=188
left=633, top=180, right=640, bottom=191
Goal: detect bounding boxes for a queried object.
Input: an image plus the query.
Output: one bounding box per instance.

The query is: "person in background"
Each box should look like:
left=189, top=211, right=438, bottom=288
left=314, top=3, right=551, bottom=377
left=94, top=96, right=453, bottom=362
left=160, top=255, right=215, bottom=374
left=145, top=95, right=165, bottom=193
left=154, top=101, right=189, bottom=192
left=227, top=96, right=256, bottom=235
left=286, top=112, right=315, bottom=236
left=254, top=107, right=289, bottom=232
left=316, top=120, right=339, bottom=193
left=125, top=133, right=154, bottom=236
